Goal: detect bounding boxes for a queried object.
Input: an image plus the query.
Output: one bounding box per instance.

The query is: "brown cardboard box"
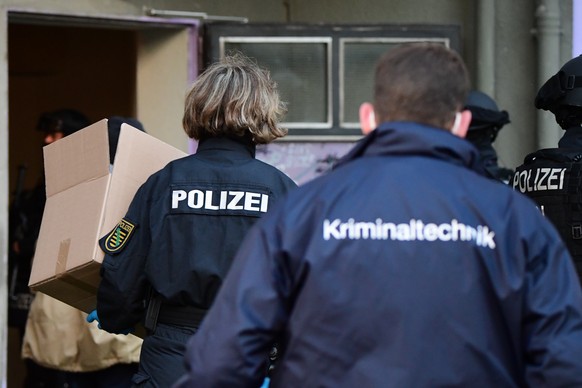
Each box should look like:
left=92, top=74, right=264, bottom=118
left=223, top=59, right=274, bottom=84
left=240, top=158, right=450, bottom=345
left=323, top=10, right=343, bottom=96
left=29, top=119, right=187, bottom=314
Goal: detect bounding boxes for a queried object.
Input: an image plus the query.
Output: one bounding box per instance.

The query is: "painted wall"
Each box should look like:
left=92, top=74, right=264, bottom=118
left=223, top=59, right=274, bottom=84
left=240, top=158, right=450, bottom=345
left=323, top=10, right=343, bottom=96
left=575, top=0, right=582, bottom=57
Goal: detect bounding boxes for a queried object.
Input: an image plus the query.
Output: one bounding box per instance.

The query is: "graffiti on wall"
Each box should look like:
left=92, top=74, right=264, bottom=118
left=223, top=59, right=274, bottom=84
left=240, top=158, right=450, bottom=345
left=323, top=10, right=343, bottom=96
left=256, top=142, right=356, bottom=186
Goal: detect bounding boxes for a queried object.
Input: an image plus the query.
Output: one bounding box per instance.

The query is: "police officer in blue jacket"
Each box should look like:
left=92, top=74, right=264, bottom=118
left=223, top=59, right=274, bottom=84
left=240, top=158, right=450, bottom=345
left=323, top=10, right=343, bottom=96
left=174, top=43, right=582, bottom=388
left=91, top=54, right=297, bottom=387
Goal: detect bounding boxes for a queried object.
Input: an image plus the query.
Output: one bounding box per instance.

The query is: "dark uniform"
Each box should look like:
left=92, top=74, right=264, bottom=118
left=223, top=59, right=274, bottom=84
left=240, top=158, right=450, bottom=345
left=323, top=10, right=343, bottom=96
left=513, top=55, right=582, bottom=282
left=464, top=90, right=513, bottom=183
left=176, top=123, right=582, bottom=387
left=96, top=136, right=297, bottom=387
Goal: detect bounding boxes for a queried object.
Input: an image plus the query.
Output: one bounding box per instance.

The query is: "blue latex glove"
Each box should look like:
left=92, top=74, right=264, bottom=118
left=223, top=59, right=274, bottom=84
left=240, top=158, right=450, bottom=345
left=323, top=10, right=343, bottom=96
left=260, top=377, right=270, bottom=388
left=86, top=309, right=134, bottom=335
left=86, top=309, right=102, bottom=328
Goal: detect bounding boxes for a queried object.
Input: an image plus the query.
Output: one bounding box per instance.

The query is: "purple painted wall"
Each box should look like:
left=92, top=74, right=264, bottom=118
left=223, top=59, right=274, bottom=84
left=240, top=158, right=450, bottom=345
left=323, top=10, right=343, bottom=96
left=256, top=141, right=355, bottom=186
left=574, top=1, right=582, bottom=57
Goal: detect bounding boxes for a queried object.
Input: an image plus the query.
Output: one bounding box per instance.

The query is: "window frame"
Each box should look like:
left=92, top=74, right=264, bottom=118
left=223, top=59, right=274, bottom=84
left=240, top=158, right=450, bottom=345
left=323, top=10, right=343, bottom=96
left=203, top=23, right=460, bottom=141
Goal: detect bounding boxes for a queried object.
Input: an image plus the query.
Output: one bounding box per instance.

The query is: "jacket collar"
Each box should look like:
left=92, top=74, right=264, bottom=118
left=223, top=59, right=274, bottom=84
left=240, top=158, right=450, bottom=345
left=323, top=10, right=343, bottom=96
left=335, top=121, right=483, bottom=173
left=196, top=135, right=256, bottom=158
left=558, top=127, right=582, bottom=148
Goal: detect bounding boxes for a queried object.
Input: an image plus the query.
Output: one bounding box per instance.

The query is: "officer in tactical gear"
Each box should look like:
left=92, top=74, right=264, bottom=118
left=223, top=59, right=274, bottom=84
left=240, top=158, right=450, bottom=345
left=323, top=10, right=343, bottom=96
left=536, top=54, right=582, bottom=145
left=513, top=54, right=582, bottom=282
left=464, top=90, right=513, bottom=183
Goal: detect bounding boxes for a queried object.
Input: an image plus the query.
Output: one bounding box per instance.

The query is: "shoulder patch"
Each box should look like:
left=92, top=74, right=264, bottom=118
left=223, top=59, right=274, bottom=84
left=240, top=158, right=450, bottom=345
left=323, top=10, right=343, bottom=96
left=102, top=218, right=136, bottom=254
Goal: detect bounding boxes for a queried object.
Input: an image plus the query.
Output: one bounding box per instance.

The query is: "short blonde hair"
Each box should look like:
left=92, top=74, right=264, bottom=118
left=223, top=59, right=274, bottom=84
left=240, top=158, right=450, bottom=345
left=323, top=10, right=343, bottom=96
left=182, top=53, right=288, bottom=144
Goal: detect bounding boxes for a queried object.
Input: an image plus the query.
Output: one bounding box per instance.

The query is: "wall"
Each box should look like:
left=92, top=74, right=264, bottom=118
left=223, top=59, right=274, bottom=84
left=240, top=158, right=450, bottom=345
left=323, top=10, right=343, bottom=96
left=145, top=0, right=571, bottom=169
left=1, top=0, right=574, bottom=172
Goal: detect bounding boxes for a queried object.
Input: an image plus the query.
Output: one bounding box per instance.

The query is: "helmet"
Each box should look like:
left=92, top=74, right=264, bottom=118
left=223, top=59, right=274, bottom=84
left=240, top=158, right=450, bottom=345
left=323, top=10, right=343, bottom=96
left=464, top=90, right=510, bottom=135
left=36, top=109, right=90, bottom=136
left=535, top=55, right=582, bottom=114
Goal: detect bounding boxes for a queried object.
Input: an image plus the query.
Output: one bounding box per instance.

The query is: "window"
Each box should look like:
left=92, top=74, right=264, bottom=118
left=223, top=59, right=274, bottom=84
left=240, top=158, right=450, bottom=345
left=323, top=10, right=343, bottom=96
left=203, top=23, right=459, bottom=140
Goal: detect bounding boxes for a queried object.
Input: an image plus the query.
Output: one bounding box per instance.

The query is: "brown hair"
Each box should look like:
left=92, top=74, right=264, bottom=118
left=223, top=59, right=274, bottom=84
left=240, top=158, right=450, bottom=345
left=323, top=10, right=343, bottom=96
left=373, top=43, right=470, bottom=129
left=182, top=53, right=288, bottom=144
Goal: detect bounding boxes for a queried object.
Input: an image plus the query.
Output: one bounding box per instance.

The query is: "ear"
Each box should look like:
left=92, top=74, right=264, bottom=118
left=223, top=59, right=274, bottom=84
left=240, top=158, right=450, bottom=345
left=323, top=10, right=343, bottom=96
left=451, top=110, right=472, bottom=138
left=359, top=102, right=377, bottom=135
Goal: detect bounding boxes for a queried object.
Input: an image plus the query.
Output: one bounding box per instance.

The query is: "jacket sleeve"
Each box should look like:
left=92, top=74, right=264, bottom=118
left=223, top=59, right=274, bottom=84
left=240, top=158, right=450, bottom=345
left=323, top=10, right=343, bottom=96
left=175, top=208, right=292, bottom=388
left=96, top=183, right=151, bottom=333
left=523, top=221, right=582, bottom=386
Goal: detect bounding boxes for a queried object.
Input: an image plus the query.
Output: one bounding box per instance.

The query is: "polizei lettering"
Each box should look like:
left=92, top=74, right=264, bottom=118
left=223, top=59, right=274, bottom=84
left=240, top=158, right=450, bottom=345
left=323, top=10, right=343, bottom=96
left=323, top=218, right=496, bottom=249
left=512, top=167, right=566, bottom=193
left=172, top=189, right=269, bottom=215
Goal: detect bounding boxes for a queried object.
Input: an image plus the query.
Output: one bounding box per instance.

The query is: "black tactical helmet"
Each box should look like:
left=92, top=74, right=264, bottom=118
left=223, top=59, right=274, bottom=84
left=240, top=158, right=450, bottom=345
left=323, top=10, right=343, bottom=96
left=464, top=90, right=510, bottom=139
left=36, top=108, right=90, bottom=136
left=535, top=55, right=582, bottom=128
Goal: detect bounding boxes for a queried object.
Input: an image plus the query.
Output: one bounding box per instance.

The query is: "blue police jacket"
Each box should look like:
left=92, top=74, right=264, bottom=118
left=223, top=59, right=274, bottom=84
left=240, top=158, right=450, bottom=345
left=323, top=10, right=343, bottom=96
left=175, top=122, right=582, bottom=388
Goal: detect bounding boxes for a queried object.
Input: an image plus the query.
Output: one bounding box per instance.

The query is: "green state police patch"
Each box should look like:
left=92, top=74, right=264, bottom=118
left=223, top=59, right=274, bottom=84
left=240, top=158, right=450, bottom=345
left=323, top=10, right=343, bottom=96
left=103, top=218, right=136, bottom=253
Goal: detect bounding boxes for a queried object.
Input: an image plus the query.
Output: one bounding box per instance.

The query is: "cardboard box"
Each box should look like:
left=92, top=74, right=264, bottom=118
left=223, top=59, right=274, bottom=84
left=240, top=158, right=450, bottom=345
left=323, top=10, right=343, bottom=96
left=29, top=119, right=187, bottom=314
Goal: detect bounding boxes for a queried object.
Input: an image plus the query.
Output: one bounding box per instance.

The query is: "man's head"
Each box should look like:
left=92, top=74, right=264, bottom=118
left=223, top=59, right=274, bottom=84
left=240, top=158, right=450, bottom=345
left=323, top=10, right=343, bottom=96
left=37, top=108, right=90, bottom=145
left=535, top=55, right=582, bottom=129
left=359, top=43, right=471, bottom=137
left=182, top=53, right=288, bottom=144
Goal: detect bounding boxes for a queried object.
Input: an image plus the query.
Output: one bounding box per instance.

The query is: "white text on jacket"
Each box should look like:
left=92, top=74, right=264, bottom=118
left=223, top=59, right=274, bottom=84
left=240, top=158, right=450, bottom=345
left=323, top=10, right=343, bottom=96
left=172, top=189, right=269, bottom=213
left=323, top=218, right=496, bottom=249
left=513, top=167, right=566, bottom=193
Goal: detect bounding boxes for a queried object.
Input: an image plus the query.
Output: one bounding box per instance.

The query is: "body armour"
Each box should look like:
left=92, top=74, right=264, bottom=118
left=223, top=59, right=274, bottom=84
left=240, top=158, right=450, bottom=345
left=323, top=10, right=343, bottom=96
left=513, top=147, right=582, bottom=282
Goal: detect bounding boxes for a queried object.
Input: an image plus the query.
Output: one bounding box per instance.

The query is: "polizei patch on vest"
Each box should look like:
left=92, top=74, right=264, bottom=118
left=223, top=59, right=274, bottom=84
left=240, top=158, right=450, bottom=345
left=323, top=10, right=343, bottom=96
left=170, top=183, right=272, bottom=217
left=102, top=218, right=136, bottom=253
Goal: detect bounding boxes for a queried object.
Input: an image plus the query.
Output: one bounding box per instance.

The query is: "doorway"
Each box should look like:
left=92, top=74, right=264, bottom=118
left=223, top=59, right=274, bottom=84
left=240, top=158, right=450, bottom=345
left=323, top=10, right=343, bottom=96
left=7, top=14, right=196, bottom=387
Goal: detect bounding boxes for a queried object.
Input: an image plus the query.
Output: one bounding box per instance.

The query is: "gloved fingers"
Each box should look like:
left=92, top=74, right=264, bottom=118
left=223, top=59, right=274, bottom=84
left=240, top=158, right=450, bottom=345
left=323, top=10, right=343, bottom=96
left=86, top=309, right=135, bottom=334
left=86, top=309, right=102, bottom=329
left=86, top=309, right=99, bottom=323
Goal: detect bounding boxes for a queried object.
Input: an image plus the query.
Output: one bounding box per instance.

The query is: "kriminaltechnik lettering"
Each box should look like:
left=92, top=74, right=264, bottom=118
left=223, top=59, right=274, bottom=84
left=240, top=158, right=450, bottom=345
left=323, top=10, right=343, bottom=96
left=323, top=218, right=496, bottom=249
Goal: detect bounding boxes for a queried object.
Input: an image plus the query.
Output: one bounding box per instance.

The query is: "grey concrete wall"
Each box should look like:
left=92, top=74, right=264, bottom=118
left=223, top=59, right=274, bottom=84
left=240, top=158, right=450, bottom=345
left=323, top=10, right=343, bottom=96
left=142, top=0, right=570, bottom=169
left=493, top=0, right=539, bottom=169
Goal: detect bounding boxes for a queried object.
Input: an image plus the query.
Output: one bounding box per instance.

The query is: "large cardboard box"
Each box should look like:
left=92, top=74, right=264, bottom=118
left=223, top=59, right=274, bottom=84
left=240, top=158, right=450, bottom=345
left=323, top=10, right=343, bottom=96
left=29, top=119, right=187, bottom=314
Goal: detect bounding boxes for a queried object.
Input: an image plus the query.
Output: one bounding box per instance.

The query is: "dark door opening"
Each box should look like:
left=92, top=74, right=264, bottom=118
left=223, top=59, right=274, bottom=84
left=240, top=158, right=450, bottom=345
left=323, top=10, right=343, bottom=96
left=8, top=22, right=138, bottom=388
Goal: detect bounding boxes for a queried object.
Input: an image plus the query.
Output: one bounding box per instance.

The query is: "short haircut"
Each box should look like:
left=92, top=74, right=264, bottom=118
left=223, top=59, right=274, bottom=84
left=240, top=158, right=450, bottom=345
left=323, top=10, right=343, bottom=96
left=37, top=108, right=90, bottom=136
left=182, top=53, right=288, bottom=144
left=373, top=43, right=470, bottom=129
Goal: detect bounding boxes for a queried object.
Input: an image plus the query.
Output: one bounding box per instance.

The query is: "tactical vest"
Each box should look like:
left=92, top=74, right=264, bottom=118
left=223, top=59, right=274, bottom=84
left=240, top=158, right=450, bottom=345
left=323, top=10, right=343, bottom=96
left=513, top=148, right=582, bottom=282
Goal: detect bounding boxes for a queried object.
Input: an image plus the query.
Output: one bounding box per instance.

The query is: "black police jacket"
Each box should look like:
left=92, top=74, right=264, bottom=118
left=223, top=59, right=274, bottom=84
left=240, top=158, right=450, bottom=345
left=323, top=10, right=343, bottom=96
left=96, top=136, right=297, bottom=333
left=558, top=126, right=582, bottom=147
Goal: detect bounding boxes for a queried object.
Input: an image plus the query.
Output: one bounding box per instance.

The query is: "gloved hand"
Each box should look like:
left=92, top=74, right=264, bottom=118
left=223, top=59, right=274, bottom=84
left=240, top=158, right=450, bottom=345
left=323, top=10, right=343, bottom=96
left=86, top=309, right=134, bottom=335
left=86, top=309, right=102, bottom=328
